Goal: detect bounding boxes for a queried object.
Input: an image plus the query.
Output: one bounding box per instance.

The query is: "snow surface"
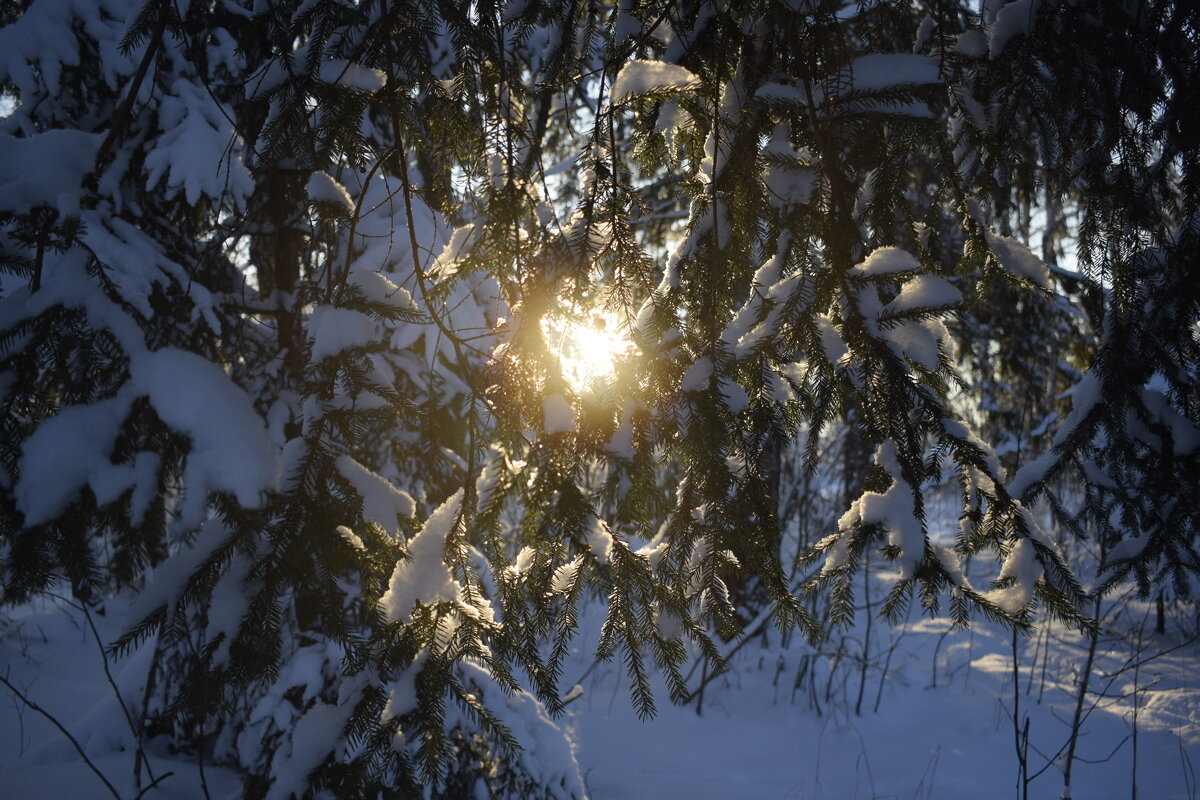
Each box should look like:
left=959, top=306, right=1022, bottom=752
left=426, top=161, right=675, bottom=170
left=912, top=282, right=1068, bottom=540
left=988, top=231, right=1051, bottom=288
left=585, top=516, right=614, bottom=565
left=610, top=59, right=699, bottom=104
left=573, top=565, right=1199, bottom=800
left=954, top=29, right=989, bottom=57
left=206, top=551, right=255, bottom=665
left=759, top=57, right=941, bottom=116
left=335, top=455, right=416, bottom=537
left=756, top=82, right=806, bottom=105
left=762, top=124, right=815, bottom=209
left=14, top=347, right=280, bottom=529
left=265, top=699, right=357, bottom=800
left=449, top=660, right=586, bottom=797
left=1, top=604, right=243, bottom=798
left=79, top=212, right=211, bottom=321
left=132, top=348, right=281, bottom=524
left=914, top=15, right=936, bottom=52
left=983, top=536, right=1042, bottom=614
left=681, top=356, right=713, bottom=392
left=317, top=59, right=386, bottom=92
left=880, top=317, right=945, bottom=371
left=13, top=393, right=134, bottom=526
left=5, top=542, right=1198, bottom=800
left=306, top=170, right=355, bottom=214
left=719, top=247, right=811, bottom=360
left=1009, top=449, right=1058, bottom=498
left=886, top=274, right=962, bottom=314
left=0, top=0, right=132, bottom=99
left=128, top=516, right=230, bottom=623
left=719, top=377, right=749, bottom=414
left=543, top=393, right=576, bottom=435
left=846, top=53, right=941, bottom=92
left=144, top=79, right=253, bottom=207
left=1142, top=389, right=1200, bottom=456
left=307, top=305, right=379, bottom=361
left=990, top=0, right=1044, bottom=57
left=843, top=248, right=958, bottom=373
left=848, top=246, right=920, bottom=277
left=0, top=130, right=100, bottom=215
left=816, top=315, right=849, bottom=367
left=1053, top=372, right=1103, bottom=448
left=833, top=441, right=926, bottom=579
left=474, top=448, right=505, bottom=511
left=380, top=489, right=464, bottom=624
left=348, top=268, right=415, bottom=310
left=604, top=402, right=636, bottom=461
left=429, top=222, right=482, bottom=282
left=1108, top=532, right=1152, bottom=563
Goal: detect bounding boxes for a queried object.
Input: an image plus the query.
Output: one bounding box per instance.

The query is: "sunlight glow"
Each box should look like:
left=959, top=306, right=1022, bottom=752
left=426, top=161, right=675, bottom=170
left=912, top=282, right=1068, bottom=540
left=543, top=311, right=637, bottom=392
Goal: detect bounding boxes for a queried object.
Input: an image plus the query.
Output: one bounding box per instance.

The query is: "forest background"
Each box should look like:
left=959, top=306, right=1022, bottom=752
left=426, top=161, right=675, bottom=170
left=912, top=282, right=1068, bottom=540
left=0, top=0, right=1198, bottom=797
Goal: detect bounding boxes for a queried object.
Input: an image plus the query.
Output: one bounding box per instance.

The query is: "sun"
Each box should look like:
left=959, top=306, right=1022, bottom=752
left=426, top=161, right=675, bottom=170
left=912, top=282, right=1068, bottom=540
left=543, top=311, right=637, bottom=392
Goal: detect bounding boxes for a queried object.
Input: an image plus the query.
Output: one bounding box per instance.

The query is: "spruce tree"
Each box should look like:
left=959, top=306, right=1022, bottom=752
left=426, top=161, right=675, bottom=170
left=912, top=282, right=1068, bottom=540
left=1, top=1, right=1197, bottom=798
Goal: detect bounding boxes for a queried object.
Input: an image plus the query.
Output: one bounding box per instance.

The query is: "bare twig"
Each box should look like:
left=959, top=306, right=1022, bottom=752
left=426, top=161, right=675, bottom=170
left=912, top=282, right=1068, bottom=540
left=1131, top=614, right=1144, bottom=800
left=42, top=591, right=157, bottom=788
left=1062, top=594, right=1102, bottom=799
left=0, top=672, right=123, bottom=800
left=79, top=604, right=156, bottom=788
left=1010, top=628, right=1030, bottom=800
left=133, top=770, right=175, bottom=800
left=855, top=550, right=872, bottom=714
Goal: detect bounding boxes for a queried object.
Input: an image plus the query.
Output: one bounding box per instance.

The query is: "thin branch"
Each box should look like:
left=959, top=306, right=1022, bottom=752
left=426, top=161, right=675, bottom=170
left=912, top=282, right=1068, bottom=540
left=94, top=0, right=172, bottom=170
left=133, top=770, right=176, bottom=800
left=80, top=604, right=157, bottom=787
left=0, top=673, right=123, bottom=800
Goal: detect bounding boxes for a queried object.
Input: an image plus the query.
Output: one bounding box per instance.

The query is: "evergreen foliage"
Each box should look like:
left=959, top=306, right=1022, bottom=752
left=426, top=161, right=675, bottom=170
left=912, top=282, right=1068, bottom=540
left=0, top=0, right=1197, bottom=797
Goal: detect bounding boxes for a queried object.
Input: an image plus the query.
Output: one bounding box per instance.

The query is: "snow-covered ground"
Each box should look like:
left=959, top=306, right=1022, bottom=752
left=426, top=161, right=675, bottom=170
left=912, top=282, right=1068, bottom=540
left=0, top=597, right=240, bottom=799
left=2, top=577, right=1196, bottom=799
left=566, top=592, right=1199, bottom=799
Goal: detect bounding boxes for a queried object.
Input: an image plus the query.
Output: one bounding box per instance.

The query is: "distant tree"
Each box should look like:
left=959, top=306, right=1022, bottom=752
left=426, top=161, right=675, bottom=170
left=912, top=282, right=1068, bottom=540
left=1, top=0, right=1196, bottom=797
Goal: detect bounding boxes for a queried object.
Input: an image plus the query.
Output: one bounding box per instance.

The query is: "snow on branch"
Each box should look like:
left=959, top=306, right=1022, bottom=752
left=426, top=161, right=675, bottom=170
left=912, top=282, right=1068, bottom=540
left=611, top=59, right=699, bottom=104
